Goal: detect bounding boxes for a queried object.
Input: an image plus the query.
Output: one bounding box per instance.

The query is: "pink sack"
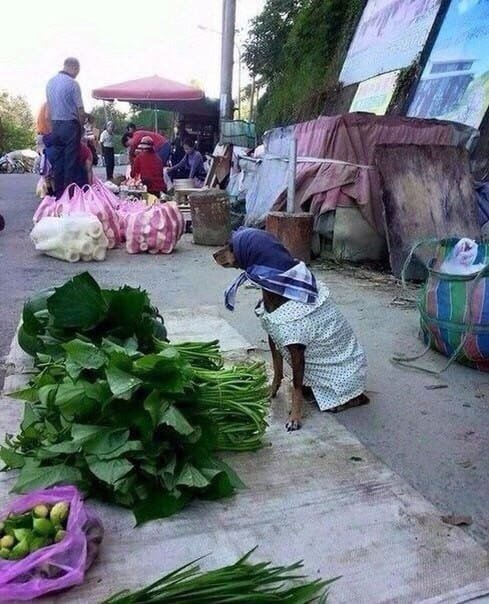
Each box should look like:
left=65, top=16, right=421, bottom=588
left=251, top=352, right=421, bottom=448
left=33, top=185, right=85, bottom=224
left=125, top=201, right=184, bottom=254
left=92, top=178, right=120, bottom=210
left=34, top=185, right=121, bottom=249
left=118, top=199, right=146, bottom=242
left=81, top=185, right=121, bottom=249
left=33, top=195, right=58, bottom=223
left=0, top=486, right=103, bottom=601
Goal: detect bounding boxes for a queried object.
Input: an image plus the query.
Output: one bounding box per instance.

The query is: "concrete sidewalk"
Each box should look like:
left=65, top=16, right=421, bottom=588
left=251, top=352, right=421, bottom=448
left=1, top=313, right=488, bottom=603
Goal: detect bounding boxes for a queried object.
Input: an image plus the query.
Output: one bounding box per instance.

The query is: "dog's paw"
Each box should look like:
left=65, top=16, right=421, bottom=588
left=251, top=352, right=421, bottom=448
left=285, top=413, right=302, bottom=432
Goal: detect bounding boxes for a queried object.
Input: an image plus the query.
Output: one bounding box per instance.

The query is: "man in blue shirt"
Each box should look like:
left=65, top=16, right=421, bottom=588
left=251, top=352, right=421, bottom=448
left=46, top=57, right=86, bottom=197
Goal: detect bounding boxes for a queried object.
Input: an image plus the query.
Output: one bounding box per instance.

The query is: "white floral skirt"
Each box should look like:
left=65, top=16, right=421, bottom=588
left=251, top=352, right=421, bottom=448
left=259, top=286, right=367, bottom=410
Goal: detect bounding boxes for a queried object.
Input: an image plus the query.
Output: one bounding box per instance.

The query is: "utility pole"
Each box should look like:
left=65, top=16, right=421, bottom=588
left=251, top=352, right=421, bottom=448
left=249, top=75, right=256, bottom=122
left=220, top=0, right=236, bottom=120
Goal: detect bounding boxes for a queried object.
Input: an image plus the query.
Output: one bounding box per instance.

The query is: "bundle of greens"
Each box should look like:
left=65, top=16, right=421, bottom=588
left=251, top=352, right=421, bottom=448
left=1, top=273, right=270, bottom=523
left=18, top=272, right=167, bottom=359
left=101, top=549, right=337, bottom=603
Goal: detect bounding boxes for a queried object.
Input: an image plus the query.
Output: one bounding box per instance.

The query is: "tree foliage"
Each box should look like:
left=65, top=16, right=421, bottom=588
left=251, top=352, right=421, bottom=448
left=91, top=104, right=128, bottom=134
left=90, top=104, right=173, bottom=152
left=0, top=92, right=35, bottom=154
left=128, top=106, right=173, bottom=137
left=243, top=0, right=304, bottom=83
left=243, top=0, right=364, bottom=132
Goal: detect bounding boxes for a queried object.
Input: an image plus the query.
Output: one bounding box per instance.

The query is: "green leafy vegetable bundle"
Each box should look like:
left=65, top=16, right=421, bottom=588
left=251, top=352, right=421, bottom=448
left=2, top=274, right=269, bottom=524
left=18, top=272, right=167, bottom=358
left=101, top=549, right=337, bottom=603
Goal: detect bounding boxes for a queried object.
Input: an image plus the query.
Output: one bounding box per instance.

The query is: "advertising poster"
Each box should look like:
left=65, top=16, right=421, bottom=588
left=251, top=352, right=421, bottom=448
left=408, top=0, right=489, bottom=128
left=349, top=71, right=401, bottom=114
left=340, top=0, right=442, bottom=86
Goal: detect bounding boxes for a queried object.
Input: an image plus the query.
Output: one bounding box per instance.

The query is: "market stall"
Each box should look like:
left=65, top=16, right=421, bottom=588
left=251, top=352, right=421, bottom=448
left=92, top=75, right=219, bottom=154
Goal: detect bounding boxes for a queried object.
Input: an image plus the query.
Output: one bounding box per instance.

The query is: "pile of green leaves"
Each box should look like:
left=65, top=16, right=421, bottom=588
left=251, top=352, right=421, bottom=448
left=18, top=272, right=167, bottom=359
left=1, top=274, right=269, bottom=524
left=101, top=549, right=337, bottom=603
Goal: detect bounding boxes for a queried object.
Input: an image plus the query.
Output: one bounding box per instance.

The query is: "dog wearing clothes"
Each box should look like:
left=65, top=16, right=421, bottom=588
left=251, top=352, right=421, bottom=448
left=214, top=227, right=369, bottom=431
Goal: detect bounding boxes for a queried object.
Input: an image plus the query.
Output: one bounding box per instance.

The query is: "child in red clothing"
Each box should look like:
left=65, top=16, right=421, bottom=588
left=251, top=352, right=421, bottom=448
left=130, top=136, right=165, bottom=196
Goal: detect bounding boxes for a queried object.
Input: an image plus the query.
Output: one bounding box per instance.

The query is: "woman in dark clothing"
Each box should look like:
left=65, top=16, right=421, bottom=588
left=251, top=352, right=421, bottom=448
left=131, top=136, right=165, bottom=197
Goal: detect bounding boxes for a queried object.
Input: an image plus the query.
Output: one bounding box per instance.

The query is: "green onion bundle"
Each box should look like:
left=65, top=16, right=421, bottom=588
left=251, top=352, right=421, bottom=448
left=101, top=549, right=337, bottom=603
left=170, top=340, right=223, bottom=370
left=193, top=364, right=270, bottom=451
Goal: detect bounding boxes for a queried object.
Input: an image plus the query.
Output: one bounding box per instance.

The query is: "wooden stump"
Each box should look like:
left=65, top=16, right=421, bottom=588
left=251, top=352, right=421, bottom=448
left=266, top=212, right=314, bottom=263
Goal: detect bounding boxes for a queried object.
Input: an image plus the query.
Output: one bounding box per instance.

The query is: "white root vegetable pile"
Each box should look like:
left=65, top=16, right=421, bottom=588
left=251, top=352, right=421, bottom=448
left=31, top=214, right=109, bottom=262
left=31, top=180, right=184, bottom=262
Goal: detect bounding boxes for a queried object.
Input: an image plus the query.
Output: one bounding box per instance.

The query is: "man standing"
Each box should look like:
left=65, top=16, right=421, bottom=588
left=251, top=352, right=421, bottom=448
left=100, top=121, right=115, bottom=181
left=46, top=57, right=86, bottom=197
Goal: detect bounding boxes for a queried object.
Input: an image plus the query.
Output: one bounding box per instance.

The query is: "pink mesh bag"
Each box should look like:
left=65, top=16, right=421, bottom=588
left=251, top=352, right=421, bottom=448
left=125, top=201, right=184, bottom=254
left=0, top=486, right=103, bottom=601
left=33, top=184, right=121, bottom=249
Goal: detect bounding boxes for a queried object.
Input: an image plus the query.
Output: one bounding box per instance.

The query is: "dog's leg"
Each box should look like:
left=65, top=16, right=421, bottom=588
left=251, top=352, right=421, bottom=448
left=285, top=344, right=306, bottom=432
left=269, top=336, right=283, bottom=398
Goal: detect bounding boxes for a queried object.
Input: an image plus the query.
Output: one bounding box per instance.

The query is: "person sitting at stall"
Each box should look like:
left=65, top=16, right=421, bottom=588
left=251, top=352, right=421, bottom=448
left=122, top=129, right=170, bottom=168
left=170, top=119, right=189, bottom=167
left=130, top=135, right=165, bottom=197
left=166, top=137, right=206, bottom=185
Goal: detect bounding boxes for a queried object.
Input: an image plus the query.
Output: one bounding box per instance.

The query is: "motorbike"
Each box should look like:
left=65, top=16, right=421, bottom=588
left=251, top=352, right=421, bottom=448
left=0, top=153, right=37, bottom=173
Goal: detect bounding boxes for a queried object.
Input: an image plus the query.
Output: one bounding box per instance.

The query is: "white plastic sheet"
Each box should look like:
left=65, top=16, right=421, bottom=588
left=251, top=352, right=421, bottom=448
left=244, top=126, right=293, bottom=226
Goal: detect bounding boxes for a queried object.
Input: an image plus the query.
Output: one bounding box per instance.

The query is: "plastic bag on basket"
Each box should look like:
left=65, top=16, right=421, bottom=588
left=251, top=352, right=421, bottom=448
left=0, top=486, right=103, bottom=601
left=125, top=201, right=184, bottom=254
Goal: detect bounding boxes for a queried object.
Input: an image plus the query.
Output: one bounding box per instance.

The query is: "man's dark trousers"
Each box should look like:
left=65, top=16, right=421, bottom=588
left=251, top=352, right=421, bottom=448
left=51, top=120, right=81, bottom=198
left=102, top=146, right=115, bottom=180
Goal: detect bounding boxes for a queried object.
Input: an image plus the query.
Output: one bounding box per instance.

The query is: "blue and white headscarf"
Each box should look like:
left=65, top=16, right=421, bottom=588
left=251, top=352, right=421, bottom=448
left=224, top=228, right=318, bottom=311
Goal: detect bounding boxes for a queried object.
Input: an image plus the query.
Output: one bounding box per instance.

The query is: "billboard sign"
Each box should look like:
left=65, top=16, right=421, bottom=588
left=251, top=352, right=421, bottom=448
left=408, top=0, right=489, bottom=129
left=340, top=0, right=442, bottom=86
left=350, top=70, right=401, bottom=114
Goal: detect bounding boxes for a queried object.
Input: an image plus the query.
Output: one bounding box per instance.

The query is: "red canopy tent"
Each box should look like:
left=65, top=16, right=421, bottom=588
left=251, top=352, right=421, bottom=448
left=92, top=75, right=204, bottom=106
left=92, top=75, right=219, bottom=149
left=92, top=75, right=218, bottom=135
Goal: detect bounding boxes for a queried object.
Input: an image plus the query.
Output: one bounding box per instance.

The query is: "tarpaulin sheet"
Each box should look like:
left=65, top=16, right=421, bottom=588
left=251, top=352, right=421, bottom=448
left=245, top=113, right=475, bottom=233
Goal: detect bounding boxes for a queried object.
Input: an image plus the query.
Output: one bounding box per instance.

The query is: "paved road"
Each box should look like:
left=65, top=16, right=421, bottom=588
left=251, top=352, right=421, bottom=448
left=1, top=174, right=488, bottom=553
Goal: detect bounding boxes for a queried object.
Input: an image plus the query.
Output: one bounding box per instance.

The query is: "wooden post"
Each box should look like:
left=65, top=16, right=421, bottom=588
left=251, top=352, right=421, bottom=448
left=286, top=138, right=297, bottom=213
left=267, top=137, right=314, bottom=264
left=266, top=212, right=314, bottom=263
